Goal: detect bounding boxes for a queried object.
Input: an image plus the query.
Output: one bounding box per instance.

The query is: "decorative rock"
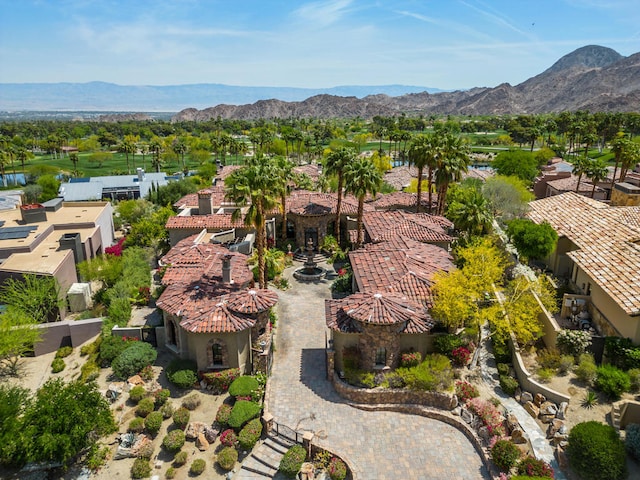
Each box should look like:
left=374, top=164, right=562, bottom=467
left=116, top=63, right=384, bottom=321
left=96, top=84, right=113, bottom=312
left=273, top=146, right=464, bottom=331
left=204, top=426, right=218, bottom=443
left=556, top=446, right=568, bottom=470
left=127, top=375, right=144, bottom=386
left=452, top=406, right=462, bottom=416
left=534, top=393, right=546, bottom=407
left=556, top=402, right=568, bottom=420
left=461, top=408, right=474, bottom=424
left=514, top=387, right=522, bottom=402
left=540, top=401, right=558, bottom=416
left=553, top=432, right=569, bottom=445
left=506, top=413, right=520, bottom=433
left=539, top=414, right=556, bottom=424
left=200, top=379, right=207, bottom=390
left=524, top=401, right=539, bottom=418
left=196, top=433, right=209, bottom=451
left=547, top=419, right=565, bottom=439
left=520, top=391, right=533, bottom=405
left=478, top=426, right=492, bottom=443
left=511, top=428, right=528, bottom=444
left=185, top=421, right=207, bottom=440
left=299, top=462, right=315, bottom=480
left=106, top=382, right=125, bottom=401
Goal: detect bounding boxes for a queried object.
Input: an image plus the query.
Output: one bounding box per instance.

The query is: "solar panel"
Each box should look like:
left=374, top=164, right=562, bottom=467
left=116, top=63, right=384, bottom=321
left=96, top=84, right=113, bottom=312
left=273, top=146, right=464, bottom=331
left=0, top=225, right=37, bottom=240
left=0, top=220, right=5, bottom=227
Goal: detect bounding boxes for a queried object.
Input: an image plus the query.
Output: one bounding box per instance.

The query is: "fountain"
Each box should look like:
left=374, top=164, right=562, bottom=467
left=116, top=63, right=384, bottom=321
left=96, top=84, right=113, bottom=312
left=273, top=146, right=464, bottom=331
left=293, top=237, right=327, bottom=281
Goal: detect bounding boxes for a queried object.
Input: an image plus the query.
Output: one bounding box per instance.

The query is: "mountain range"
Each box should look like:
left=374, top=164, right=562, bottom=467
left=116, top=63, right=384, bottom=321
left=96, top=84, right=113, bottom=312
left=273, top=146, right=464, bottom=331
left=172, top=45, right=640, bottom=121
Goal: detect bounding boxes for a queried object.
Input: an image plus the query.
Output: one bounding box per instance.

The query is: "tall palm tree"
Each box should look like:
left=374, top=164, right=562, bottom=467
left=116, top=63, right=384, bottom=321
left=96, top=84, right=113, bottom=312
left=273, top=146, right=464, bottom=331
left=324, top=147, right=356, bottom=244
left=149, top=137, right=163, bottom=173
left=446, top=189, right=492, bottom=237
left=225, top=157, right=278, bottom=289
left=572, top=155, right=589, bottom=193
left=408, top=134, right=440, bottom=214
left=273, top=157, right=295, bottom=241
left=120, top=135, right=137, bottom=174
left=586, top=158, right=609, bottom=198
left=344, top=157, right=382, bottom=248
left=173, top=136, right=188, bottom=173
left=435, top=134, right=470, bottom=216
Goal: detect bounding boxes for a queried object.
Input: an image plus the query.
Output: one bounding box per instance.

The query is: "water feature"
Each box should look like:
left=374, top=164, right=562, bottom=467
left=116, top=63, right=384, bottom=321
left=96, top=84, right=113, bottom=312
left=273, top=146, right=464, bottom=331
left=293, top=238, right=326, bottom=281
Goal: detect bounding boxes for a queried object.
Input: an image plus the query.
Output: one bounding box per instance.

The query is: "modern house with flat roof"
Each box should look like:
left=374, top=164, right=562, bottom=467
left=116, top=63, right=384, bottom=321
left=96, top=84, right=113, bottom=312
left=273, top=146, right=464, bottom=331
left=58, top=169, right=171, bottom=201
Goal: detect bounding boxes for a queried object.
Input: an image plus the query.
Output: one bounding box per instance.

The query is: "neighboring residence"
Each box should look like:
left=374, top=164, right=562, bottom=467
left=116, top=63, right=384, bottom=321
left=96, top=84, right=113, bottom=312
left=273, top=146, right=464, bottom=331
left=156, top=232, right=278, bottom=373
left=0, top=199, right=115, bottom=315
left=327, top=236, right=455, bottom=372
left=383, top=165, right=421, bottom=191
left=369, top=191, right=433, bottom=212
left=59, top=169, right=171, bottom=201
left=528, top=192, right=640, bottom=342
left=544, top=176, right=606, bottom=200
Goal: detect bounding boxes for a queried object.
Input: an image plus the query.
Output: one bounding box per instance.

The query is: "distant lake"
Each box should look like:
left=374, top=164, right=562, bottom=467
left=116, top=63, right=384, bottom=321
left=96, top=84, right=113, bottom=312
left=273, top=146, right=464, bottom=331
left=0, top=173, right=27, bottom=186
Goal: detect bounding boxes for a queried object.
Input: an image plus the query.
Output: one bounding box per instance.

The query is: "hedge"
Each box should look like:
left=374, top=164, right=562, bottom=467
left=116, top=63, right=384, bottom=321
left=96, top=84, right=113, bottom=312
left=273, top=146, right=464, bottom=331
left=228, top=400, right=262, bottom=429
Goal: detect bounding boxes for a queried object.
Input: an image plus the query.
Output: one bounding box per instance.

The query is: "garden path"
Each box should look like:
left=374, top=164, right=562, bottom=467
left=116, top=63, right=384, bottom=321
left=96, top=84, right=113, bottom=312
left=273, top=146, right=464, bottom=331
left=264, top=262, right=490, bottom=480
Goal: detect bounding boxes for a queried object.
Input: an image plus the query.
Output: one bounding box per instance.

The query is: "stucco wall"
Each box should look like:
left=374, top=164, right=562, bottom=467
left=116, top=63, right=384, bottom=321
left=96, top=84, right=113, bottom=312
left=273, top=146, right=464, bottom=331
left=33, top=317, right=103, bottom=356
left=185, top=330, right=252, bottom=374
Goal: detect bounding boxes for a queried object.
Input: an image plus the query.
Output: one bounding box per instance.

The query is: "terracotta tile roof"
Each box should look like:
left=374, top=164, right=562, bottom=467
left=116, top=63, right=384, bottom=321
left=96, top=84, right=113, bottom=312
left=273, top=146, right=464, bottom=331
left=349, top=237, right=454, bottom=307
left=179, top=297, right=255, bottom=333
left=173, top=186, right=226, bottom=210
left=463, top=168, right=495, bottom=182
left=166, top=213, right=245, bottom=230
left=325, top=292, right=434, bottom=334
left=362, top=210, right=453, bottom=244
left=215, top=165, right=242, bottom=182
left=286, top=191, right=369, bottom=216
left=369, top=191, right=434, bottom=211
left=225, top=288, right=278, bottom=314
left=383, top=166, right=420, bottom=190
left=527, top=192, right=640, bottom=315
left=546, top=175, right=601, bottom=194
left=293, top=164, right=321, bottom=182
left=174, top=193, right=198, bottom=209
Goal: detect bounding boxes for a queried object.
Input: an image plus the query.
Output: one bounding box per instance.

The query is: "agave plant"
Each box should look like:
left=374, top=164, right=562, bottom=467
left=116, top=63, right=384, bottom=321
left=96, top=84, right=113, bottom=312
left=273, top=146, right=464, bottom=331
left=581, top=390, right=598, bottom=409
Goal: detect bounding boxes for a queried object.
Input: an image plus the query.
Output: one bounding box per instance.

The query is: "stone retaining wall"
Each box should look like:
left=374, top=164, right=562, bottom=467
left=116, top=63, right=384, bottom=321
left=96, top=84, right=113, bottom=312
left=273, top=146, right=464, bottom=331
left=332, top=375, right=458, bottom=410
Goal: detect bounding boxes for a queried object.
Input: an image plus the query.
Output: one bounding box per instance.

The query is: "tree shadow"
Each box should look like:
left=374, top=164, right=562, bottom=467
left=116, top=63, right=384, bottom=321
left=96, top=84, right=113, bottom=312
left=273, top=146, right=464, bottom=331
left=298, top=348, right=345, bottom=404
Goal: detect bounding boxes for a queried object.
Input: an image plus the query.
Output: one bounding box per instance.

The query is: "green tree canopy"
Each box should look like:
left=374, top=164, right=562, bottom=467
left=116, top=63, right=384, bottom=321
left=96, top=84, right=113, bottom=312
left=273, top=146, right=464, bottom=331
left=0, top=308, right=42, bottom=376
left=482, top=175, right=533, bottom=221
left=0, top=274, right=63, bottom=323
left=492, top=150, right=539, bottom=184
left=506, top=219, right=558, bottom=261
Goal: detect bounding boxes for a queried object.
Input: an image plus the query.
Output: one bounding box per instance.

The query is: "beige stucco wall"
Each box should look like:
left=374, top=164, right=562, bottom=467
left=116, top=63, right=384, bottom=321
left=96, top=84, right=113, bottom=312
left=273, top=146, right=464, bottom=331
left=331, top=331, right=359, bottom=372
left=611, top=188, right=640, bottom=207
left=185, top=330, right=251, bottom=373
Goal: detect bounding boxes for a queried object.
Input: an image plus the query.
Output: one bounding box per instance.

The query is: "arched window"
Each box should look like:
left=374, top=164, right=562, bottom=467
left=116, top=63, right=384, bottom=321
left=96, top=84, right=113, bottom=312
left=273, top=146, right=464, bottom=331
left=207, top=339, right=228, bottom=367
left=375, top=347, right=386, bottom=366
left=167, top=319, right=177, bottom=346
left=212, top=343, right=223, bottom=365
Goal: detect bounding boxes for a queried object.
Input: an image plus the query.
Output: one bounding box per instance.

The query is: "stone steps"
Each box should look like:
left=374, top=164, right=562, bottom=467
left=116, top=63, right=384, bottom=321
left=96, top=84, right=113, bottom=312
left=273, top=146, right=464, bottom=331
left=293, top=250, right=330, bottom=263
left=611, top=402, right=622, bottom=431
left=233, top=436, right=289, bottom=479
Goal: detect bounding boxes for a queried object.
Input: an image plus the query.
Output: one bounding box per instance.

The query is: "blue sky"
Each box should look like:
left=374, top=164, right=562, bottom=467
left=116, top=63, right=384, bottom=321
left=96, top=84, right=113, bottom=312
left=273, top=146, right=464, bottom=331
left=0, top=0, right=638, bottom=90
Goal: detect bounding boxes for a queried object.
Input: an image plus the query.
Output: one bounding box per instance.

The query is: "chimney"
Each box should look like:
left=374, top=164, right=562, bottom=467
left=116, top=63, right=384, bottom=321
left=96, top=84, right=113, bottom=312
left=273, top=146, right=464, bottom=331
left=20, top=203, right=47, bottom=223
left=198, top=191, right=212, bottom=215
left=59, top=232, right=85, bottom=264
left=137, top=167, right=145, bottom=181
left=222, top=254, right=233, bottom=284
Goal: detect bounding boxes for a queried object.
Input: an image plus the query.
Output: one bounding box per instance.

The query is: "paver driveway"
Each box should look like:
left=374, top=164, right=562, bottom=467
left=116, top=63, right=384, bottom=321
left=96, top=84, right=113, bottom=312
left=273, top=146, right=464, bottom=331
left=266, top=264, right=490, bottom=480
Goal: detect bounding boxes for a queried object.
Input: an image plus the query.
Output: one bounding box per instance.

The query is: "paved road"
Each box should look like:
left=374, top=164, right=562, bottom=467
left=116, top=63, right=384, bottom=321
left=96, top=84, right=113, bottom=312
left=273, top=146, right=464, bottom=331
left=266, top=263, right=490, bottom=480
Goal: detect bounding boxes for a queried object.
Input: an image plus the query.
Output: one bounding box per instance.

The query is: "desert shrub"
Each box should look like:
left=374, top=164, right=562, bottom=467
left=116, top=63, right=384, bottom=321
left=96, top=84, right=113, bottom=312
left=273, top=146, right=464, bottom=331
left=557, top=329, right=591, bottom=356
left=516, top=456, right=554, bottom=478
left=189, top=458, right=206, bottom=475
left=497, top=363, right=510, bottom=376
left=137, top=442, right=154, bottom=460
left=400, top=351, right=422, bottom=368
left=228, top=376, right=260, bottom=398
left=433, top=334, right=465, bottom=356
left=165, top=359, right=198, bottom=389
left=55, top=346, right=73, bottom=358
left=343, top=368, right=376, bottom=388
left=144, top=411, right=163, bottom=436
left=500, top=375, right=519, bottom=395
left=154, top=388, right=170, bottom=406
left=139, top=365, right=154, bottom=381
left=216, top=403, right=233, bottom=426
left=129, top=385, right=147, bottom=403
left=79, top=357, right=100, bottom=383
left=128, top=417, right=145, bottom=433
left=604, top=336, right=640, bottom=370
left=220, top=429, right=238, bottom=447
left=567, top=421, right=627, bottom=480
left=537, top=368, right=555, bottom=383
left=136, top=397, right=155, bottom=417
left=455, top=380, right=479, bottom=403
left=451, top=346, right=471, bottom=366
left=493, top=340, right=512, bottom=364
left=595, top=364, right=630, bottom=399
left=51, top=357, right=65, bottom=373
left=165, top=467, right=176, bottom=479
left=466, top=397, right=505, bottom=436
left=491, top=439, right=521, bottom=471
left=239, top=418, right=263, bottom=450
left=131, top=458, right=152, bottom=479
left=172, top=407, right=190, bottom=429
left=575, top=353, right=597, bottom=384
left=173, top=450, right=188, bottom=466
left=80, top=336, right=101, bottom=356
left=86, top=443, right=110, bottom=471
left=279, top=444, right=306, bottom=478
left=537, top=348, right=561, bottom=371
left=181, top=393, right=201, bottom=411
left=626, top=423, right=640, bottom=461
left=162, top=429, right=186, bottom=452
left=216, top=446, right=238, bottom=471
left=201, top=368, right=240, bottom=393
left=111, top=341, right=157, bottom=380
left=160, top=402, right=175, bottom=419
left=558, top=355, right=575, bottom=375
left=629, top=368, right=640, bottom=392
left=397, top=354, right=454, bottom=391
left=327, top=457, right=347, bottom=480
left=98, top=335, right=134, bottom=365
left=108, top=297, right=132, bottom=326
left=228, top=400, right=262, bottom=429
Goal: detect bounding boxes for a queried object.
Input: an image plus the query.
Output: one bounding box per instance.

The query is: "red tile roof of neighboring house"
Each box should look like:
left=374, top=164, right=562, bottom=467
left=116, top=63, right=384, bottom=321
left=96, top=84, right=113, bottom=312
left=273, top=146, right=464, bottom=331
left=462, top=168, right=495, bottom=182
left=362, top=210, right=453, bottom=244
left=286, top=191, right=369, bottom=216
left=294, top=164, right=322, bottom=182
left=369, top=191, right=434, bottom=211
left=174, top=193, right=198, bottom=209
left=225, top=288, right=278, bottom=314
left=179, top=297, right=255, bottom=333
left=166, top=213, right=245, bottom=230
left=383, top=166, right=421, bottom=190
left=546, top=175, right=599, bottom=194
left=528, top=192, right=640, bottom=315
left=215, top=165, right=242, bottom=182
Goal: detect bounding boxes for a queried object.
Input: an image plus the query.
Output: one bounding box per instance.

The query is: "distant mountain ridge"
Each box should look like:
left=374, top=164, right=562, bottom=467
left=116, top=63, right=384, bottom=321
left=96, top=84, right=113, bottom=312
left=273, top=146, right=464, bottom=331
left=172, top=45, right=640, bottom=121
left=0, top=82, right=442, bottom=112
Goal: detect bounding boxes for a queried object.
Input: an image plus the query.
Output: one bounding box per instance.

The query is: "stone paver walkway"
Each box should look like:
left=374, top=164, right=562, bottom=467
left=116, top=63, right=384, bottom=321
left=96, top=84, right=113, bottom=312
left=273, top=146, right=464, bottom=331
left=265, top=263, right=490, bottom=480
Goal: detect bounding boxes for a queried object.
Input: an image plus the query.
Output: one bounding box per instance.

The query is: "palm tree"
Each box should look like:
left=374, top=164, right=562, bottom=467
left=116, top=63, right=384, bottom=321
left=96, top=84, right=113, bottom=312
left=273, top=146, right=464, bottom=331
left=572, top=155, right=589, bottom=193
left=173, top=136, right=188, bottom=174
left=446, top=189, right=492, bottom=237
left=16, top=147, right=32, bottom=178
left=225, top=157, right=278, bottom=289
left=344, top=157, right=382, bottom=248
left=324, top=147, right=356, bottom=244
left=120, top=135, right=136, bottom=174
left=586, top=158, right=609, bottom=198
left=149, top=137, right=163, bottom=173
left=435, top=134, right=471, bottom=216
left=408, top=134, right=440, bottom=214
left=273, top=157, right=295, bottom=241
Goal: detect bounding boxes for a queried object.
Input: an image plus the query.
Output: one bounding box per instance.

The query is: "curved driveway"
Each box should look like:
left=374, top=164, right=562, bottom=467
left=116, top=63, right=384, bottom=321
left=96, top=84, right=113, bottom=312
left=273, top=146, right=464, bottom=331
left=266, top=264, right=490, bottom=480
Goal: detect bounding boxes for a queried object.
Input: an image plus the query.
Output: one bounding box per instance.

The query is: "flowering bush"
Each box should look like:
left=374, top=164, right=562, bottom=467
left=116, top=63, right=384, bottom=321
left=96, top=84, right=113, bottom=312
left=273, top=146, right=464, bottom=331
left=106, top=237, right=126, bottom=256
left=466, top=397, right=505, bottom=437
left=220, top=429, right=238, bottom=447
left=491, top=439, right=521, bottom=471
left=451, top=346, right=471, bottom=367
left=238, top=418, right=263, bottom=450
left=216, top=403, right=233, bottom=426
left=557, top=329, right=592, bottom=356
left=400, top=351, right=422, bottom=368
left=516, top=455, right=554, bottom=478
left=202, top=368, right=241, bottom=394
left=455, top=380, right=479, bottom=403
left=216, top=446, right=238, bottom=471
left=327, top=457, right=347, bottom=480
